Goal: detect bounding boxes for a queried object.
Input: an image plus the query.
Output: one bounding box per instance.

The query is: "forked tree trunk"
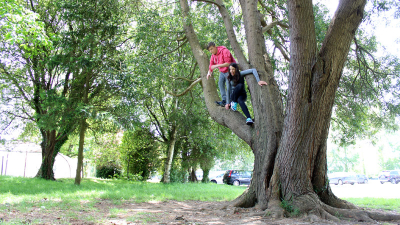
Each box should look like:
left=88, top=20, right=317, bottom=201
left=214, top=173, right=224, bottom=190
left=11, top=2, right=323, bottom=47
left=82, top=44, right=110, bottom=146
left=36, top=130, right=68, bottom=180
left=277, top=0, right=366, bottom=211
left=179, top=0, right=400, bottom=222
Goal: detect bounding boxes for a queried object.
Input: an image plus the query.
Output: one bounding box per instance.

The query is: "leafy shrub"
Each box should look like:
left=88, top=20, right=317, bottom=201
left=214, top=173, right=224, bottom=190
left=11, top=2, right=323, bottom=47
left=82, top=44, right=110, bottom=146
left=113, top=172, right=143, bottom=181
left=169, top=167, right=188, bottom=183
left=96, top=165, right=121, bottom=179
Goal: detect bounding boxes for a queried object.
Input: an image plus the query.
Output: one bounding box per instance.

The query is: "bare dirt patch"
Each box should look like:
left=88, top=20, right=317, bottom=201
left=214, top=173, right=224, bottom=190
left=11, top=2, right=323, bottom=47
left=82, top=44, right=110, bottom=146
left=1, top=200, right=400, bottom=224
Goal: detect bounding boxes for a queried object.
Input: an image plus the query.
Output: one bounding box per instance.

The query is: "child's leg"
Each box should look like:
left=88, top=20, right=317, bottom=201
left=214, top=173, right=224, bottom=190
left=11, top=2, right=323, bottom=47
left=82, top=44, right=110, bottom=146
left=237, top=94, right=251, bottom=118
left=218, top=72, right=228, bottom=103
left=231, top=83, right=245, bottom=103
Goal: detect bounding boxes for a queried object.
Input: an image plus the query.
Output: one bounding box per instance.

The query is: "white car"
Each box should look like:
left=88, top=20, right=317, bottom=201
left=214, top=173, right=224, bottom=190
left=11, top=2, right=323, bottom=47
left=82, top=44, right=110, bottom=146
left=210, top=172, right=225, bottom=184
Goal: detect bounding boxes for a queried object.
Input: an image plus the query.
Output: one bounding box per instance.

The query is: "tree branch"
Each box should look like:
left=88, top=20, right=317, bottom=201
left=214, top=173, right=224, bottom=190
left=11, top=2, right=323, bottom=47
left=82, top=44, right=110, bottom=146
left=168, top=76, right=197, bottom=82
left=274, top=41, right=290, bottom=61
left=3, top=111, right=32, bottom=121
left=192, top=0, right=223, bottom=8
left=151, top=38, right=188, bottom=62
left=159, top=97, right=169, bottom=123
left=316, top=0, right=367, bottom=88
left=145, top=103, right=168, bottom=142
left=164, top=78, right=202, bottom=97
left=179, top=0, right=253, bottom=146
left=258, top=0, right=268, bottom=11
left=0, top=118, right=15, bottom=134
left=0, top=63, right=32, bottom=104
left=262, top=21, right=284, bottom=33
left=169, top=62, right=198, bottom=82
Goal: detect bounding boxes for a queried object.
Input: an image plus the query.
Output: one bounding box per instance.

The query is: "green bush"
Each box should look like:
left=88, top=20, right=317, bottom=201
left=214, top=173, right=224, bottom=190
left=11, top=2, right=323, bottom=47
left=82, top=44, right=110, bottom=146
left=169, top=167, right=188, bottom=183
left=114, top=172, right=143, bottom=181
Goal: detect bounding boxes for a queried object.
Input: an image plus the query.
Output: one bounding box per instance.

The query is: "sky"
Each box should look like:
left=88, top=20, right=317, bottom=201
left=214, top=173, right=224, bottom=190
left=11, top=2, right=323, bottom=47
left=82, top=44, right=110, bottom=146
left=317, top=0, right=400, bottom=57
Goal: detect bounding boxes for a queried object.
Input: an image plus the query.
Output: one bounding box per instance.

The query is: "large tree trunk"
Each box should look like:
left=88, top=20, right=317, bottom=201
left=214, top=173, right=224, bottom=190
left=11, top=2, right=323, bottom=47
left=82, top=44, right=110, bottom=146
left=36, top=130, right=68, bottom=180
left=277, top=0, right=366, bottom=211
left=179, top=0, right=400, bottom=222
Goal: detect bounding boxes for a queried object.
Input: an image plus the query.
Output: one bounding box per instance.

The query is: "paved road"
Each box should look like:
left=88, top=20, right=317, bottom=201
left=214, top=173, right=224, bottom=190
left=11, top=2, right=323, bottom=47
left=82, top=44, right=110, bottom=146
left=331, top=179, right=400, bottom=199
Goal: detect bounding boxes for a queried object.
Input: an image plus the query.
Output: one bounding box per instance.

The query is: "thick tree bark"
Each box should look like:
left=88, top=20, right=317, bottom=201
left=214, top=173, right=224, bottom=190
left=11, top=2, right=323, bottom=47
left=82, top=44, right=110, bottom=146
left=36, top=130, right=68, bottom=180
left=277, top=0, right=367, bottom=211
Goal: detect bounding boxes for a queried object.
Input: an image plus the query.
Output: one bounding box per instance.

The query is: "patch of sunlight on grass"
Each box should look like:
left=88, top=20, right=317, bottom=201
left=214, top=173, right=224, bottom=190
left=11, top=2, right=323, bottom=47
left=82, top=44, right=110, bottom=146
left=345, top=198, right=400, bottom=212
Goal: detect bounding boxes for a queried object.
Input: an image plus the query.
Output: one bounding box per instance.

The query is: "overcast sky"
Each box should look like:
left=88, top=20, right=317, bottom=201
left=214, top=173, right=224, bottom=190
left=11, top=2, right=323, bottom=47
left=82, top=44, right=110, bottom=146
left=316, top=0, right=400, bottom=56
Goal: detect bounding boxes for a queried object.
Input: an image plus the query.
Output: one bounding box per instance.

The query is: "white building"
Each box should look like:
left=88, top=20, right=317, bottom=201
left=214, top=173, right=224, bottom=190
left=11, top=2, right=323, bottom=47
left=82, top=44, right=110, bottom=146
left=0, top=142, right=77, bottom=178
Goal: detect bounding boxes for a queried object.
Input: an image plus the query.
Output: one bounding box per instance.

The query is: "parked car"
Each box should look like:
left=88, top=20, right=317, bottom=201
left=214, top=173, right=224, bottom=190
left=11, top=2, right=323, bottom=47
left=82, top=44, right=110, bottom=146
left=328, top=172, right=357, bottom=185
left=378, top=170, right=400, bottom=184
left=356, top=174, right=369, bottom=184
left=223, top=170, right=252, bottom=186
left=209, top=171, right=225, bottom=184
left=342, top=174, right=357, bottom=185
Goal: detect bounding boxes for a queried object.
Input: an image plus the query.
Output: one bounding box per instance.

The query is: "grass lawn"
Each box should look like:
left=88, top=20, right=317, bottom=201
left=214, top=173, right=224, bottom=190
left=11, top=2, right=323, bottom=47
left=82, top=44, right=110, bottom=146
left=344, top=197, right=400, bottom=212
left=0, top=176, right=399, bottom=224
left=0, top=176, right=247, bottom=205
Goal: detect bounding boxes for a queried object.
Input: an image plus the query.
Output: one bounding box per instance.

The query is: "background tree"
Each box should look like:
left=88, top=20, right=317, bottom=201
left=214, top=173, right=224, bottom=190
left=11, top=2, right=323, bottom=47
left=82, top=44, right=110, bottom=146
left=127, top=4, right=225, bottom=183
left=119, top=127, right=161, bottom=181
left=1, top=0, right=137, bottom=180
left=327, top=147, right=360, bottom=173
left=55, top=0, right=138, bottom=185
left=378, top=142, right=400, bottom=170
left=1, top=0, right=81, bottom=180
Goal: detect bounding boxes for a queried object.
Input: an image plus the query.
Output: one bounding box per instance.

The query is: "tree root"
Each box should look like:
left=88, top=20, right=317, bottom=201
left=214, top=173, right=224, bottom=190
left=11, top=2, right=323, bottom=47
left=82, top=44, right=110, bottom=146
left=292, top=193, right=400, bottom=224
left=319, top=185, right=357, bottom=209
left=263, top=199, right=285, bottom=219
left=231, top=185, right=257, bottom=208
left=227, top=189, right=400, bottom=224
left=323, top=203, right=400, bottom=222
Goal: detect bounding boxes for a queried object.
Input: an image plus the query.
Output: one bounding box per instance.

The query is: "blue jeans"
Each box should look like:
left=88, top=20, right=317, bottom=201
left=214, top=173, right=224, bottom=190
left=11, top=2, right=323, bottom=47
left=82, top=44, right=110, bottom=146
left=218, top=72, right=230, bottom=103
left=240, top=69, right=259, bottom=78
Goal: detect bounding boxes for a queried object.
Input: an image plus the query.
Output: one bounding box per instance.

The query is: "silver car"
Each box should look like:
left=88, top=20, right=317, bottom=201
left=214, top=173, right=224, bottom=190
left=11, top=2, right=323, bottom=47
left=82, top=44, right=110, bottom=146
left=328, top=172, right=357, bottom=185
left=356, top=174, right=369, bottom=184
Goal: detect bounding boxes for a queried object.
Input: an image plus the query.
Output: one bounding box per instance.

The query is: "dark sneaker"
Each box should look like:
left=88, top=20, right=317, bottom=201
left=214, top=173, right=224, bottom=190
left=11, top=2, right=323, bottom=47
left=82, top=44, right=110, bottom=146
left=215, top=100, right=226, bottom=107
left=246, top=118, right=254, bottom=125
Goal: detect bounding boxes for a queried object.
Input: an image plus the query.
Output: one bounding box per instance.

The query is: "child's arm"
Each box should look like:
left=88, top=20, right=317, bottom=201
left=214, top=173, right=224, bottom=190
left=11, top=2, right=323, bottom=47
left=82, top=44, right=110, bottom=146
left=240, top=69, right=268, bottom=86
